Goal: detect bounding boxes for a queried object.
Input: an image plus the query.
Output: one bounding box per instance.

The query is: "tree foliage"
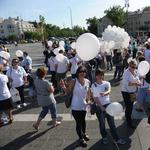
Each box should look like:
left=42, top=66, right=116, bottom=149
left=139, top=24, right=149, bottom=30
left=7, top=34, right=17, bottom=41
left=86, top=16, right=98, bottom=35
left=24, top=31, right=43, bottom=40
left=142, top=6, right=150, bottom=11
left=104, top=5, right=127, bottom=27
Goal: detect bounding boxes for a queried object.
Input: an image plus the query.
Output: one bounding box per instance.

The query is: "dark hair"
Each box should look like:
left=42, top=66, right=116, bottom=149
left=59, top=50, right=63, bottom=53
left=95, top=68, right=104, bottom=77
left=36, top=67, right=47, bottom=78
left=18, top=57, right=23, bottom=61
left=23, top=51, right=28, bottom=56
left=76, top=66, right=87, bottom=77
left=71, top=52, right=75, bottom=57
left=51, top=51, right=56, bottom=57
left=147, top=45, right=150, bottom=49
left=12, top=59, right=19, bottom=66
left=139, top=56, right=145, bottom=62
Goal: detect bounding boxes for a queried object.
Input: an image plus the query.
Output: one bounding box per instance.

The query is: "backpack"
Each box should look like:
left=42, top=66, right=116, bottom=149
left=144, top=70, right=150, bottom=83
left=88, top=59, right=97, bottom=69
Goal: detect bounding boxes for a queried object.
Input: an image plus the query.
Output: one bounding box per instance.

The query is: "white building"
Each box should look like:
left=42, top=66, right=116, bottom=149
left=0, top=17, right=35, bottom=39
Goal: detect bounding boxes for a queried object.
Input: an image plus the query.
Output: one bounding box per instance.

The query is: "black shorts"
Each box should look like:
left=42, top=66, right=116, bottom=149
left=0, top=98, right=14, bottom=111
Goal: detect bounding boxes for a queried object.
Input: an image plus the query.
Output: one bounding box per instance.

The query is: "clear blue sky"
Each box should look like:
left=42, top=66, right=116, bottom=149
left=0, top=0, right=149, bottom=29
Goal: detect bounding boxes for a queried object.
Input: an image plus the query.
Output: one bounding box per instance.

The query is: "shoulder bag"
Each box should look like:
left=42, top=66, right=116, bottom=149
left=65, top=79, right=76, bottom=108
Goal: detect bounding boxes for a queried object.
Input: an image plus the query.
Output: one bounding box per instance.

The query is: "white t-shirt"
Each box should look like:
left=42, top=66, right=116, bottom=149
left=75, top=54, right=82, bottom=67
left=6, top=66, right=27, bottom=87
left=67, top=49, right=73, bottom=58
left=91, top=81, right=111, bottom=106
left=18, top=60, right=24, bottom=67
left=0, top=74, right=11, bottom=100
left=56, top=55, right=69, bottom=73
left=1, top=59, right=9, bottom=71
left=121, top=68, right=139, bottom=92
left=144, top=49, right=150, bottom=64
left=48, top=57, right=57, bottom=71
left=69, top=57, right=79, bottom=74
left=71, top=78, right=89, bottom=111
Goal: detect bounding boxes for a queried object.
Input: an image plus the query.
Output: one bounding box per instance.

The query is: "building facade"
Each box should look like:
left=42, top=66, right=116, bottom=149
left=97, top=10, right=150, bottom=37
left=0, top=17, right=35, bottom=40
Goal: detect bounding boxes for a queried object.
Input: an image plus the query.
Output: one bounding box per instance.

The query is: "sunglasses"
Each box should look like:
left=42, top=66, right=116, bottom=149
left=13, top=62, right=19, bottom=64
left=79, top=70, right=86, bottom=73
left=131, top=66, right=136, bottom=69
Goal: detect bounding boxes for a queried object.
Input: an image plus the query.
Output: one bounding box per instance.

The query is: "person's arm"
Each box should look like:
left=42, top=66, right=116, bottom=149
left=27, top=61, right=30, bottom=72
left=55, top=64, right=57, bottom=72
left=92, top=92, right=106, bottom=111
left=48, top=85, right=54, bottom=93
left=60, top=79, right=75, bottom=94
left=100, top=86, right=111, bottom=97
left=47, top=61, right=50, bottom=67
left=24, top=76, right=27, bottom=86
left=3, top=59, right=8, bottom=67
left=66, top=63, right=70, bottom=71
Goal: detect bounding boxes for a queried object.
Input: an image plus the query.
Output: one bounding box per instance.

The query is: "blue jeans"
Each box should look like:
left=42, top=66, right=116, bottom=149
left=114, top=66, right=122, bottom=79
left=86, top=65, right=93, bottom=84
left=39, top=102, right=57, bottom=119
left=95, top=106, right=119, bottom=142
left=96, top=58, right=101, bottom=69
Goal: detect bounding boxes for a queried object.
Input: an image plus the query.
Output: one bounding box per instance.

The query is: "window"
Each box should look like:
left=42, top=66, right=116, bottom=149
left=1, top=30, right=4, bottom=33
left=1, top=25, right=3, bottom=28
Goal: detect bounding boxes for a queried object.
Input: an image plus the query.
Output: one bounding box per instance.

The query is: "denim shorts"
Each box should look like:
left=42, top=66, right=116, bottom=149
left=39, top=102, right=57, bottom=119
left=137, top=87, right=150, bottom=103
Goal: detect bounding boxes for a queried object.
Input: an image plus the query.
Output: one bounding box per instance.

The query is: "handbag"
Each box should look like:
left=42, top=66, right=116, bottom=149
left=90, top=83, right=97, bottom=115
left=65, top=79, right=76, bottom=108
left=10, top=87, right=21, bottom=102
left=125, top=86, right=138, bottom=102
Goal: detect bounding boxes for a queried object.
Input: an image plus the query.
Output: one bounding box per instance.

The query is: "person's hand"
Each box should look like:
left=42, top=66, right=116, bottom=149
left=100, top=106, right=106, bottom=112
left=147, top=88, right=150, bottom=94
left=9, top=79, right=13, bottom=83
left=136, top=81, right=141, bottom=86
left=27, top=69, right=29, bottom=73
left=100, top=93, right=105, bottom=97
left=60, top=79, right=65, bottom=87
left=24, top=82, right=27, bottom=87
left=86, top=101, right=91, bottom=105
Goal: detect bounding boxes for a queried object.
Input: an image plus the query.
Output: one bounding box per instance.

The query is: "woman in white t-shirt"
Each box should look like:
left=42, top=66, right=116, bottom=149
left=121, top=59, right=141, bottom=129
left=67, top=46, right=73, bottom=59
left=6, top=59, right=27, bottom=108
left=0, top=64, right=14, bottom=125
left=47, top=52, right=57, bottom=88
left=60, top=66, right=91, bottom=147
left=91, top=68, right=125, bottom=145
left=69, top=52, right=79, bottom=78
left=1, top=57, right=9, bottom=75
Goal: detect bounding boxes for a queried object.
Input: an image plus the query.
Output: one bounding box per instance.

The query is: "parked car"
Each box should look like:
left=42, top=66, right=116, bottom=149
left=26, top=39, right=35, bottom=43
left=18, top=40, right=28, bottom=43
left=3, top=41, right=9, bottom=44
left=0, top=41, right=4, bottom=44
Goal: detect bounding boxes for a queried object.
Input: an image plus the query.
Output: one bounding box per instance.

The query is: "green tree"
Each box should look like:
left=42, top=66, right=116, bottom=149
left=86, top=16, right=98, bottom=35
left=139, top=24, right=149, bottom=30
left=142, top=6, right=150, bottom=11
left=38, top=15, right=45, bottom=39
left=104, top=5, right=127, bottom=27
left=7, top=34, right=17, bottom=41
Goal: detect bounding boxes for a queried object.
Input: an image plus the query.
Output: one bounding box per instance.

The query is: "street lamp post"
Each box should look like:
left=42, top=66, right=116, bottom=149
left=15, top=12, right=20, bottom=41
left=68, top=7, right=73, bottom=37
left=125, top=0, right=129, bottom=34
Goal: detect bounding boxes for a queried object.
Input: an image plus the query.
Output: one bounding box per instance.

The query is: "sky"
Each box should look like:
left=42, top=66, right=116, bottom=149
left=0, top=0, right=149, bottom=29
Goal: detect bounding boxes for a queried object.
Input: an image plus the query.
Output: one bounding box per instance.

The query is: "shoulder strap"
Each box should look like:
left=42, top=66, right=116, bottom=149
left=94, top=83, right=97, bottom=87
left=72, top=79, right=76, bottom=91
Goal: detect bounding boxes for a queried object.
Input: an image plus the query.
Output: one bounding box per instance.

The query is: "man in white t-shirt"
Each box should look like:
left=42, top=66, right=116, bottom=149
left=55, top=50, right=69, bottom=92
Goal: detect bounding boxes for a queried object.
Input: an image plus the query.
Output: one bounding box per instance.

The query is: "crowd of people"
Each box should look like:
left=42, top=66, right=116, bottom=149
left=0, top=37, right=150, bottom=147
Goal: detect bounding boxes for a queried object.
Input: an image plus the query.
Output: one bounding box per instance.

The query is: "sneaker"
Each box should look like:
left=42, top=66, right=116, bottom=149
left=114, top=139, right=126, bottom=144
left=23, top=103, right=27, bottom=107
left=103, top=137, right=108, bottom=144
left=17, top=104, right=21, bottom=108
left=8, top=119, right=14, bottom=124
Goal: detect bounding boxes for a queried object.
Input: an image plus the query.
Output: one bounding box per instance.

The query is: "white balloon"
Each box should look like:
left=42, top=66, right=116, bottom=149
left=59, top=46, right=65, bottom=51
left=106, top=102, right=123, bottom=116
left=56, top=54, right=64, bottom=62
left=16, top=50, right=23, bottom=57
left=48, top=41, right=52, bottom=46
left=71, top=42, right=76, bottom=49
left=127, top=57, right=132, bottom=64
left=105, top=48, right=110, bottom=53
left=53, top=48, right=60, bottom=55
left=76, top=33, right=100, bottom=61
left=2, top=52, right=10, bottom=59
left=0, top=51, right=5, bottom=57
left=148, top=38, right=150, bottom=42
left=59, top=41, right=65, bottom=47
left=138, top=61, right=150, bottom=76
left=108, top=40, right=115, bottom=49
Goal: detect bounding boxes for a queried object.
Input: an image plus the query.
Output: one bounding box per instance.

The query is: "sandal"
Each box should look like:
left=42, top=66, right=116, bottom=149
left=83, top=134, right=90, bottom=141
left=33, top=124, right=39, bottom=131
left=135, top=108, right=143, bottom=112
left=53, top=121, right=61, bottom=127
left=80, top=139, right=87, bottom=147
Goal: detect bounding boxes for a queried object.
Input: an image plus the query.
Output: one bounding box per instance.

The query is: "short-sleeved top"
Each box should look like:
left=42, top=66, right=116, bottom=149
left=18, top=60, right=24, bottom=67
left=67, top=49, right=73, bottom=58
left=23, top=55, right=32, bottom=70
left=91, top=81, right=111, bottom=106
left=0, top=74, right=11, bottom=101
left=1, top=59, right=9, bottom=71
left=143, top=49, right=150, bottom=64
left=48, top=57, right=57, bottom=71
left=6, top=66, right=27, bottom=87
left=115, top=55, right=123, bottom=66
left=75, top=54, right=82, bottom=67
left=71, top=78, right=90, bottom=111
left=56, top=55, right=69, bottom=73
left=69, top=57, right=79, bottom=74
left=34, top=78, right=56, bottom=104
left=121, top=68, right=139, bottom=92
